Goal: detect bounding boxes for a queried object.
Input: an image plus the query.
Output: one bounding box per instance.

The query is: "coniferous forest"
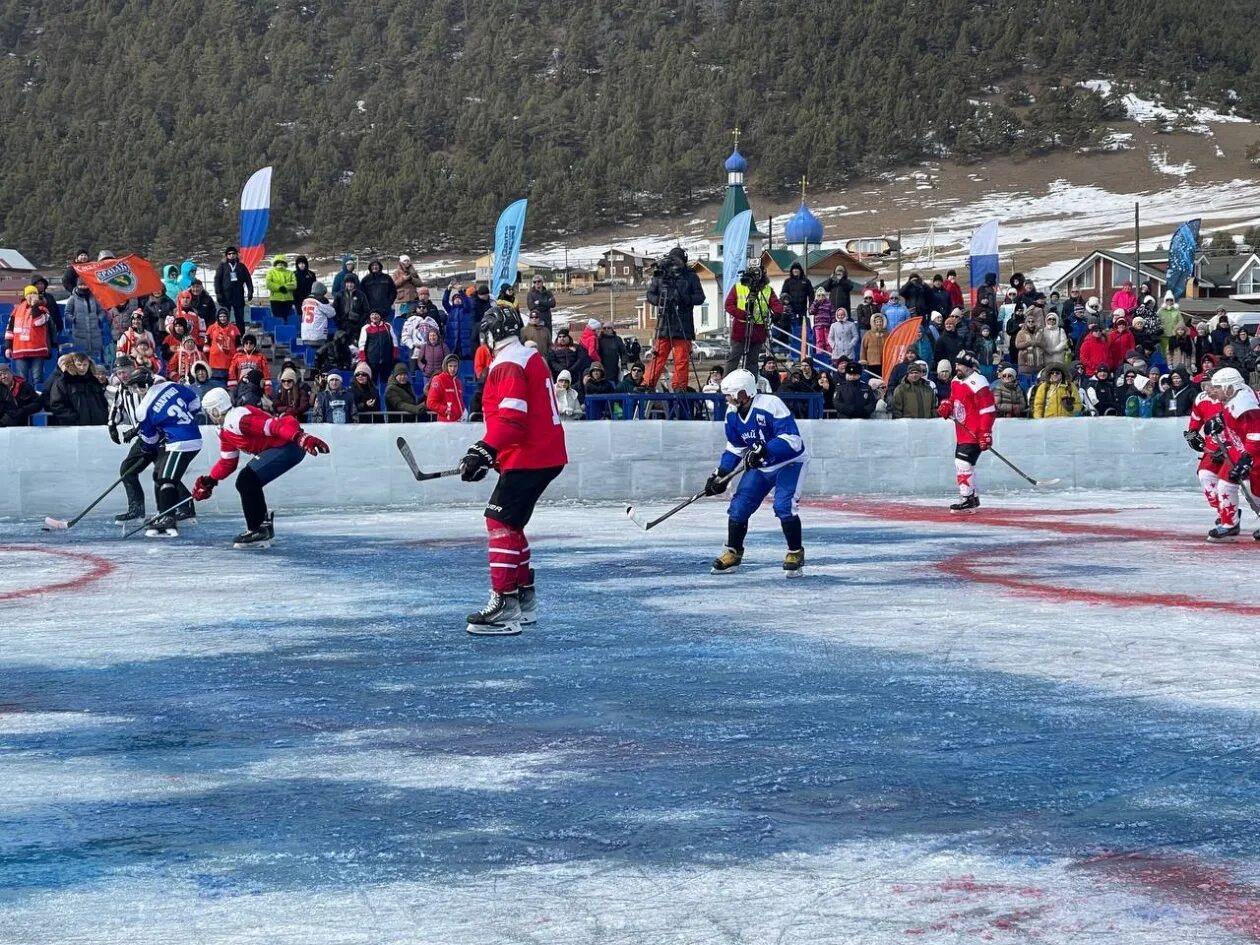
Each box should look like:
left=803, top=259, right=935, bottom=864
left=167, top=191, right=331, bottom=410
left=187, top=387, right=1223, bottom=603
left=3, top=0, right=1260, bottom=263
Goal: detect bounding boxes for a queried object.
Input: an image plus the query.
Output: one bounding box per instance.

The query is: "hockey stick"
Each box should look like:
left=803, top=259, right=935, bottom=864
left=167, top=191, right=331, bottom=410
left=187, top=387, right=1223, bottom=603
left=954, top=419, right=1060, bottom=488
left=395, top=437, right=462, bottom=481
left=625, top=459, right=748, bottom=531
left=42, top=458, right=149, bottom=531
left=119, top=496, right=195, bottom=540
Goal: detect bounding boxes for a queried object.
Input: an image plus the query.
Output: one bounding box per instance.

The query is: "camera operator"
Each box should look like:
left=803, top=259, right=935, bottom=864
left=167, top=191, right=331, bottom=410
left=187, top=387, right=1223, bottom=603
left=643, top=247, right=705, bottom=391
left=724, top=264, right=783, bottom=375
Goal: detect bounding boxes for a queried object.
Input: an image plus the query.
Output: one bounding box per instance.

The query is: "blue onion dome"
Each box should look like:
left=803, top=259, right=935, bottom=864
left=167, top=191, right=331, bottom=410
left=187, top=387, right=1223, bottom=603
left=724, top=148, right=748, bottom=173
left=784, top=202, right=824, bottom=245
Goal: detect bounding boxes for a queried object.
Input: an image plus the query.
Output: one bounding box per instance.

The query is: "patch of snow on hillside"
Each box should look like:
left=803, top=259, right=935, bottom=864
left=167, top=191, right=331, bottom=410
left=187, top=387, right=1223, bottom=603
left=1080, top=80, right=1248, bottom=130
left=1149, top=148, right=1195, bottom=177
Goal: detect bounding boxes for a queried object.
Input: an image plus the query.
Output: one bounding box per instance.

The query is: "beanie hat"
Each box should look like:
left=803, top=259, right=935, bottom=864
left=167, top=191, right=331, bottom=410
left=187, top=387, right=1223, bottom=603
left=936, top=359, right=951, bottom=373
left=587, top=318, right=602, bottom=330
left=311, top=281, right=327, bottom=296
left=391, top=362, right=409, bottom=378
left=353, top=362, right=372, bottom=377
left=399, top=254, right=411, bottom=265
left=281, top=367, right=299, bottom=383
left=557, top=369, right=572, bottom=383
left=22, top=284, right=38, bottom=296
left=442, top=354, right=459, bottom=368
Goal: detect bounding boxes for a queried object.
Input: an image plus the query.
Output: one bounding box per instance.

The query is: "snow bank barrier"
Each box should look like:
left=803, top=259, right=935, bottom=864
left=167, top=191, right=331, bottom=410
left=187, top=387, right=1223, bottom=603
left=0, top=418, right=1197, bottom=520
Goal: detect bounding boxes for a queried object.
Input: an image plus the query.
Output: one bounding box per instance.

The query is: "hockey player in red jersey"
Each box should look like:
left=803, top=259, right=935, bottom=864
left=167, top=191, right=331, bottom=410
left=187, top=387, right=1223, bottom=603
left=936, top=351, right=996, bottom=513
left=458, top=305, right=568, bottom=635
left=190, top=387, right=329, bottom=548
left=1205, top=367, right=1260, bottom=542
left=1186, top=382, right=1234, bottom=539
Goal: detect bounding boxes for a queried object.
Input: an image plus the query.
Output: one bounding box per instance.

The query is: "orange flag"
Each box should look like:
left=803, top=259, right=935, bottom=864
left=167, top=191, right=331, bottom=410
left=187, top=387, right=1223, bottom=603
left=72, top=255, right=164, bottom=309
left=881, top=316, right=923, bottom=386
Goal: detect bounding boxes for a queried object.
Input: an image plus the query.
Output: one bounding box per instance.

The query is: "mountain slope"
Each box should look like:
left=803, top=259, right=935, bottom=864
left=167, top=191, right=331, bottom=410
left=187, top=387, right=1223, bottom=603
left=2, top=0, right=1258, bottom=262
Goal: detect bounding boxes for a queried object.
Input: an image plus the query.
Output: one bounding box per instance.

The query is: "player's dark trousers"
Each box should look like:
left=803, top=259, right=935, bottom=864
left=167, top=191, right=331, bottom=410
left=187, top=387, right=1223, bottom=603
left=155, top=449, right=198, bottom=517
left=120, top=441, right=154, bottom=512
left=237, top=443, right=305, bottom=529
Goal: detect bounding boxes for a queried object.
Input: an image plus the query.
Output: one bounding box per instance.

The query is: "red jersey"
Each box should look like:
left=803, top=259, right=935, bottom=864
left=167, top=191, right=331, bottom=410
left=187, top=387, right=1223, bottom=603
left=205, top=323, right=241, bottom=371
left=209, top=406, right=300, bottom=479
left=228, top=351, right=272, bottom=393
left=949, top=371, right=996, bottom=445
left=1222, top=387, right=1260, bottom=467
left=481, top=339, right=568, bottom=470
left=1189, top=394, right=1224, bottom=448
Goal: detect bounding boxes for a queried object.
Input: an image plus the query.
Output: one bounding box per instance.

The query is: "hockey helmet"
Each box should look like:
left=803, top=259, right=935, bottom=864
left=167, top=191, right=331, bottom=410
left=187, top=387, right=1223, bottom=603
left=479, top=305, right=523, bottom=347
left=1212, top=367, right=1247, bottom=393
left=201, top=387, right=233, bottom=423
left=719, top=368, right=757, bottom=402
left=124, top=369, right=156, bottom=390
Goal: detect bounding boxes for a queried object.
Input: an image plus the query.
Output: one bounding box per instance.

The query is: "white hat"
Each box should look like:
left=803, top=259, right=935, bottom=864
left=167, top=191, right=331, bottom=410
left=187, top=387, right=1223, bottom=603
left=399, top=254, right=411, bottom=265
left=936, top=359, right=951, bottom=373
left=1163, top=290, right=1175, bottom=300
left=863, top=288, right=874, bottom=298
left=1086, top=297, right=1101, bottom=311
left=557, top=370, right=572, bottom=382
left=1131, top=375, right=1149, bottom=393
left=587, top=318, right=602, bottom=330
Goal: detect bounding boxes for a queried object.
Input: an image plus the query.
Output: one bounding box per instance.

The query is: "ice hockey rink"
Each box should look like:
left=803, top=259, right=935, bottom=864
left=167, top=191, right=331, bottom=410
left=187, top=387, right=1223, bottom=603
left=2, top=488, right=1260, bottom=944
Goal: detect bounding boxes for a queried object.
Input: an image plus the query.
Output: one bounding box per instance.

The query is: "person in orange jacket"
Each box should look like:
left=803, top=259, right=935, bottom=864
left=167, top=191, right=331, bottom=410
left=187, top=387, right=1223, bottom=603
left=426, top=354, right=466, bottom=421
left=204, top=308, right=241, bottom=382
left=4, top=285, right=53, bottom=387
left=228, top=334, right=272, bottom=395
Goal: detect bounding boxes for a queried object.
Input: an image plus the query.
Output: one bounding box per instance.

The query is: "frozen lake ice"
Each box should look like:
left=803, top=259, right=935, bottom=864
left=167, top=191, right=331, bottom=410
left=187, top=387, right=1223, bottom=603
left=2, top=490, right=1259, bottom=944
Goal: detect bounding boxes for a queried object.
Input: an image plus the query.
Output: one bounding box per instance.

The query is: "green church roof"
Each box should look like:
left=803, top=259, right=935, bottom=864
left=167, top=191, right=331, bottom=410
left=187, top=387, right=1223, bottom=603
left=708, top=185, right=767, bottom=239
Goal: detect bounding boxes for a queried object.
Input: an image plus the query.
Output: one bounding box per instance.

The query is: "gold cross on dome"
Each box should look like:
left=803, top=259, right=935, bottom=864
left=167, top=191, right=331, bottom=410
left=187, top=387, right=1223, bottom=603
left=799, top=175, right=808, bottom=202
left=732, top=127, right=741, bottom=150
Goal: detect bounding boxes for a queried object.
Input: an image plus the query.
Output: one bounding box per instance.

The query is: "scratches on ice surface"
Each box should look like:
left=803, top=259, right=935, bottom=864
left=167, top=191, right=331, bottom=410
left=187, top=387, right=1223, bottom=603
left=5, top=495, right=1260, bottom=943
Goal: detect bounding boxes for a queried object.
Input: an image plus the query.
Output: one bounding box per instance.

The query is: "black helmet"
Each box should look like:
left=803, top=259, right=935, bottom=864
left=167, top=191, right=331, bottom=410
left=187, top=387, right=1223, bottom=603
left=954, top=351, right=978, bottom=369
left=480, top=305, right=523, bottom=347
left=124, top=368, right=155, bottom=389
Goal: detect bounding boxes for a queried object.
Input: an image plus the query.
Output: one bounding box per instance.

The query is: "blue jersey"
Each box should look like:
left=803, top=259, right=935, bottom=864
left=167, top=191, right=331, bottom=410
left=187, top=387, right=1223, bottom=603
left=719, top=393, right=807, bottom=473
left=136, top=381, right=203, bottom=452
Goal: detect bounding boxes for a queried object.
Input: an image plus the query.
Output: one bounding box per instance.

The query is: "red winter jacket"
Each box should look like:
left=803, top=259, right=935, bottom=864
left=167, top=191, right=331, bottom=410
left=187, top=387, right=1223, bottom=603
left=425, top=370, right=465, bottom=422
left=1106, top=328, right=1133, bottom=370
left=1078, top=334, right=1110, bottom=375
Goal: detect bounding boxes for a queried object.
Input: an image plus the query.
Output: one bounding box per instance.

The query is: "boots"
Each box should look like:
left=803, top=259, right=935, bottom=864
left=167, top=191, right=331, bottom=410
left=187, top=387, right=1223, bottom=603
left=783, top=548, right=805, bottom=577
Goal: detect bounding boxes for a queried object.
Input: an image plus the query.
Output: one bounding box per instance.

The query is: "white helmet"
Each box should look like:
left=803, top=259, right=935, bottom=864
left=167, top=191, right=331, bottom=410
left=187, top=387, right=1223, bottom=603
left=1212, top=367, right=1247, bottom=393
left=720, top=369, right=757, bottom=401
left=201, top=387, right=233, bottom=423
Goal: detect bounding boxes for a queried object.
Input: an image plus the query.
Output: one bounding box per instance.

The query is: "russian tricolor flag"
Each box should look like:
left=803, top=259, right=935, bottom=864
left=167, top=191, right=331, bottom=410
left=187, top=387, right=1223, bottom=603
left=239, top=166, right=273, bottom=275
left=968, top=218, right=999, bottom=293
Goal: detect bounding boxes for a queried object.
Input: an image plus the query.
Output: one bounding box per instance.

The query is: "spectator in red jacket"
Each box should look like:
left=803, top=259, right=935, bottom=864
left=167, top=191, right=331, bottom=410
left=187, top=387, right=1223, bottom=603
left=1106, top=315, right=1134, bottom=371
left=1078, top=323, right=1110, bottom=375
left=943, top=270, right=965, bottom=311
left=1109, top=281, right=1138, bottom=314
left=426, top=354, right=466, bottom=421
left=356, top=311, right=399, bottom=385
left=723, top=267, right=784, bottom=375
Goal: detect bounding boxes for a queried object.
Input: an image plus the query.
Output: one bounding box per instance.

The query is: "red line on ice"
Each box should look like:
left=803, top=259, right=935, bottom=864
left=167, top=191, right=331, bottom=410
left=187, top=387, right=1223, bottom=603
left=0, top=544, right=116, bottom=602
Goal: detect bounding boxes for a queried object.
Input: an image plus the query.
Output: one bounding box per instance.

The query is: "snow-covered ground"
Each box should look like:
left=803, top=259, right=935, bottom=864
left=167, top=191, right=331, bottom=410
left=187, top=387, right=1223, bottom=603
left=4, top=489, right=1260, bottom=943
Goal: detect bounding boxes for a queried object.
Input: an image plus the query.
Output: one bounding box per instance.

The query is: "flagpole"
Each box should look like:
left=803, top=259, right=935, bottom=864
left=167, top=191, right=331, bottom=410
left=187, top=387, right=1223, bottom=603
left=1134, top=201, right=1141, bottom=296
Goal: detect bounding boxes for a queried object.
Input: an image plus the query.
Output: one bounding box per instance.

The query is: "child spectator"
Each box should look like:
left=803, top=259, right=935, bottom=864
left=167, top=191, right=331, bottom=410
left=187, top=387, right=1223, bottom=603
left=425, top=354, right=465, bottom=422
left=228, top=334, right=271, bottom=396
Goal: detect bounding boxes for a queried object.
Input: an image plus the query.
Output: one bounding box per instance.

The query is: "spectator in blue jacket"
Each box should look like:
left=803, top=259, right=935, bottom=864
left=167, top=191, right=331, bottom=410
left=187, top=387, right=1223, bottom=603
left=61, top=283, right=107, bottom=362
left=442, top=283, right=476, bottom=357
left=881, top=291, right=911, bottom=332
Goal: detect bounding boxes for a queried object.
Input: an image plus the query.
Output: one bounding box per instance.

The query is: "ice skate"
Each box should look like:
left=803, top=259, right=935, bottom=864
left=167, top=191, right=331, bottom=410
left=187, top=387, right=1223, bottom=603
left=233, top=516, right=274, bottom=549
left=517, top=579, right=537, bottom=626
left=114, top=504, right=145, bottom=524
left=466, top=591, right=522, bottom=636
left=949, top=494, right=981, bottom=514
left=144, top=515, right=178, bottom=539
left=174, top=503, right=197, bottom=525
left=783, top=548, right=804, bottom=578
left=710, top=548, right=743, bottom=574
left=1207, top=524, right=1241, bottom=543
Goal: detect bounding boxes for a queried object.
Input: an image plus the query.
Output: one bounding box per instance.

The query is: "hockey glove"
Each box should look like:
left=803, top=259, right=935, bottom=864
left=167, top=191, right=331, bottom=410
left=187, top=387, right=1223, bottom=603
left=745, top=441, right=768, bottom=469
left=704, top=469, right=730, bottom=496
left=1228, top=453, right=1253, bottom=485
left=937, top=400, right=955, bottom=419
left=294, top=431, right=330, bottom=455
left=108, top=424, right=121, bottom=446
left=459, top=441, right=497, bottom=482
left=1203, top=415, right=1225, bottom=438
left=1210, top=444, right=1228, bottom=465
left=1184, top=429, right=1205, bottom=453
left=191, top=475, right=217, bottom=501
left=978, top=432, right=993, bottom=451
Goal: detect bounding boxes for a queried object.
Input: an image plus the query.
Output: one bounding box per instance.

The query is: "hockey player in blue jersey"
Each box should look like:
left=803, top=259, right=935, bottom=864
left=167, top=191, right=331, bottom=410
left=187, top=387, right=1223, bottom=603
left=128, top=371, right=203, bottom=538
left=704, top=368, right=809, bottom=576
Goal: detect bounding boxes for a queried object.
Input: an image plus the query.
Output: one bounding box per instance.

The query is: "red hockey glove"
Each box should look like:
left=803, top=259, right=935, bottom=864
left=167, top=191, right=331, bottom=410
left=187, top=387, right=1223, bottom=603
left=295, top=431, right=329, bottom=455
left=191, top=475, right=217, bottom=501
left=978, top=432, right=993, bottom=451
left=937, top=400, right=954, bottom=419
